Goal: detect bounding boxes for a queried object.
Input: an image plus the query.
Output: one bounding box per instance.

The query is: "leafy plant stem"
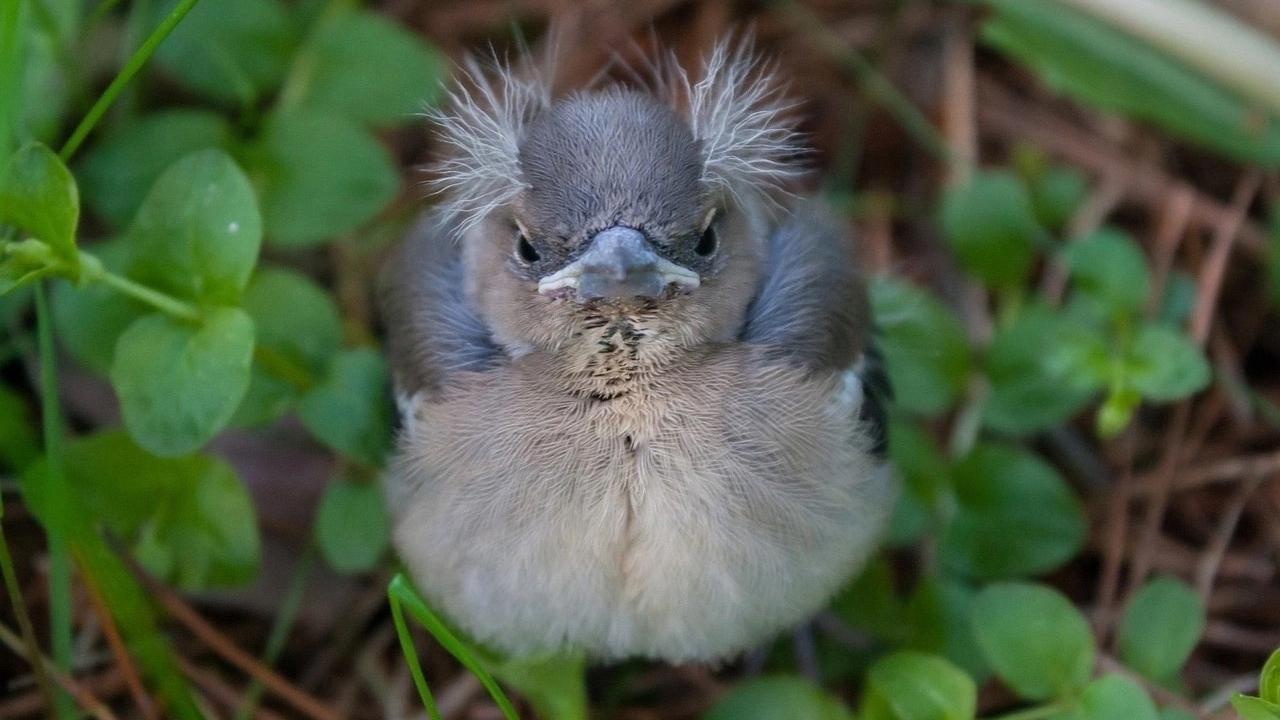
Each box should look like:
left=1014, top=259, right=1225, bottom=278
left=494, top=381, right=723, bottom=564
left=0, top=503, right=58, bottom=716
left=58, top=0, right=202, bottom=160
left=92, top=263, right=202, bottom=322
left=34, top=282, right=76, bottom=720
left=234, top=545, right=316, bottom=720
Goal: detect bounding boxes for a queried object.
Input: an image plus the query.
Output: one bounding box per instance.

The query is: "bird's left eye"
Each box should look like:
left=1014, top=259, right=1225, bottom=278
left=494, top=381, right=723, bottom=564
left=515, top=230, right=540, bottom=263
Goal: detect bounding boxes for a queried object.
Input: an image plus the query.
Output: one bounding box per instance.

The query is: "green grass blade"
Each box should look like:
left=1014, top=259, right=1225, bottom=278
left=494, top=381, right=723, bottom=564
left=235, top=545, right=317, bottom=720
left=388, top=573, right=520, bottom=720
left=58, top=0, right=202, bottom=160
left=33, top=282, right=76, bottom=720
left=0, top=0, right=24, bottom=159
left=389, top=580, right=442, bottom=720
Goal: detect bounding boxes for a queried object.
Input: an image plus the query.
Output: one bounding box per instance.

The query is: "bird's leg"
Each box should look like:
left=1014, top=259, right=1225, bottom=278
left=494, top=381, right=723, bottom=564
left=792, top=623, right=821, bottom=681
left=387, top=573, right=520, bottom=720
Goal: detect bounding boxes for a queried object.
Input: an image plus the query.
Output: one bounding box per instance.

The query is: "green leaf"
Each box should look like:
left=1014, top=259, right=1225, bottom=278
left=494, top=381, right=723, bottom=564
left=971, top=582, right=1094, bottom=701
left=870, top=277, right=971, bottom=416
left=1157, top=270, right=1197, bottom=327
left=1116, top=576, right=1205, bottom=681
left=78, top=110, right=231, bottom=227
left=153, top=0, right=296, bottom=105
left=315, top=475, right=390, bottom=573
left=1030, top=166, right=1087, bottom=231
left=1126, top=325, right=1210, bottom=402
left=885, top=416, right=949, bottom=545
left=1261, top=648, right=1280, bottom=704
left=0, top=142, right=79, bottom=267
left=831, top=556, right=906, bottom=643
left=294, top=10, right=446, bottom=126
left=111, top=308, right=255, bottom=457
left=702, top=676, right=856, bottom=720
left=939, top=170, right=1039, bottom=288
left=1233, top=696, right=1280, bottom=720
left=1057, top=675, right=1158, bottom=720
left=0, top=384, right=38, bottom=471
left=232, top=266, right=342, bottom=426
left=983, top=303, right=1094, bottom=435
left=245, top=112, right=399, bottom=247
left=1064, top=229, right=1150, bottom=319
left=22, top=431, right=260, bottom=589
left=981, top=0, right=1280, bottom=166
left=861, top=652, right=976, bottom=720
left=127, top=149, right=262, bottom=306
left=906, top=577, right=990, bottom=682
left=940, top=443, right=1086, bottom=580
left=298, top=348, right=392, bottom=465
left=52, top=240, right=143, bottom=373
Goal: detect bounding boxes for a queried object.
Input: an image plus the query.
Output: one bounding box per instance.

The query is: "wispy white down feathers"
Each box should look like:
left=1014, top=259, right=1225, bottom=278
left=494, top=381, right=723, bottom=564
left=425, top=37, right=804, bottom=231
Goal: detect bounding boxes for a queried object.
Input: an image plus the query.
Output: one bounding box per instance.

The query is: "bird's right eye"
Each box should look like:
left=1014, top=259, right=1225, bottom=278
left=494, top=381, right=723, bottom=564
left=515, top=230, right=540, bottom=263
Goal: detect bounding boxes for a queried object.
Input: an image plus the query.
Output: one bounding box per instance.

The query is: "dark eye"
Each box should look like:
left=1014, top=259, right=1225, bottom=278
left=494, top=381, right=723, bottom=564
left=516, top=231, right=540, bottom=263
left=694, top=223, right=718, bottom=256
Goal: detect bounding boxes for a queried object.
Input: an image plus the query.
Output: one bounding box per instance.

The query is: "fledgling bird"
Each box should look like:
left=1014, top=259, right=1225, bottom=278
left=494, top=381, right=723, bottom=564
left=379, top=39, right=894, bottom=663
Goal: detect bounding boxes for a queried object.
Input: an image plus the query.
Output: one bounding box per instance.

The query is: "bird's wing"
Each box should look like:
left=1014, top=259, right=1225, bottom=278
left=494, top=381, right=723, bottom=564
left=378, top=212, right=502, bottom=404
left=741, top=200, right=890, bottom=457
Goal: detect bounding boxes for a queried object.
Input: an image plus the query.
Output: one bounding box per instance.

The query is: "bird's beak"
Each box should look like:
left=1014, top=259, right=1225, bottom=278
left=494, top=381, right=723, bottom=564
left=537, top=226, right=699, bottom=300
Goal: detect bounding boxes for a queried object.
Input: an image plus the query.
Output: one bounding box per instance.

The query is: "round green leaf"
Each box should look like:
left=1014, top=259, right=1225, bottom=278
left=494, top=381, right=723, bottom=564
left=296, top=10, right=446, bottom=126
left=971, top=582, right=1094, bottom=701
left=1126, top=325, right=1210, bottom=402
left=0, top=142, right=79, bottom=267
left=906, top=578, right=990, bottom=682
left=315, top=475, right=390, bottom=573
left=111, top=308, right=255, bottom=457
left=1064, top=229, right=1150, bottom=319
left=1060, top=675, right=1158, bottom=720
left=983, top=303, right=1094, bottom=435
left=862, top=652, right=976, bottom=720
left=940, top=443, right=1086, bottom=580
left=871, top=277, right=971, bottom=417
left=78, top=110, right=231, bottom=227
left=939, top=170, right=1039, bottom=288
left=1236, top=696, right=1280, bottom=720
left=702, top=677, right=855, bottom=720
left=246, top=112, right=400, bottom=247
left=154, top=0, right=296, bottom=105
left=298, top=348, right=392, bottom=465
left=1117, top=577, right=1205, bottom=681
left=1031, top=166, right=1087, bottom=231
left=1261, top=648, right=1280, bottom=705
left=128, top=149, right=262, bottom=306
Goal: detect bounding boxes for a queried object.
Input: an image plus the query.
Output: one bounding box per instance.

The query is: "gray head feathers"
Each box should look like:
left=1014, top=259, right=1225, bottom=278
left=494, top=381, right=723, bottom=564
left=425, top=37, right=804, bottom=235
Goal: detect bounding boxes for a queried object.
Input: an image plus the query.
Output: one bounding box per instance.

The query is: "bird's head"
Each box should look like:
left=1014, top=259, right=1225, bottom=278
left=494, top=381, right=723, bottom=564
left=429, top=41, right=802, bottom=360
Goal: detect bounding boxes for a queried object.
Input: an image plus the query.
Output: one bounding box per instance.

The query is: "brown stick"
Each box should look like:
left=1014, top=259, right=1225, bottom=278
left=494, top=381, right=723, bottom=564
left=0, top=621, right=121, bottom=720
left=79, top=560, right=159, bottom=720
left=1189, top=169, right=1262, bottom=344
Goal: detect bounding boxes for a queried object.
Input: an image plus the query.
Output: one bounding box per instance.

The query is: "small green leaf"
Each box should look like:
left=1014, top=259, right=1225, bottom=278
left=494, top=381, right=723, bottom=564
left=315, top=475, right=390, bottom=573
left=246, top=112, right=399, bottom=247
left=1030, top=166, right=1088, bottom=231
left=702, top=676, right=856, bottom=720
left=971, top=582, right=1094, bottom=701
left=1126, top=325, right=1210, bottom=402
left=1064, top=228, right=1150, bottom=319
left=0, top=142, right=79, bottom=268
left=154, top=0, right=296, bottom=105
left=940, top=443, right=1086, bottom=580
left=861, top=652, right=976, bottom=720
left=870, top=277, right=971, bottom=416
left=1261, top=648, right=1280, bottom=704
left=831, top=556, right=906, bottom=643
left=1117, top=576, right=1205, bottom=681
left=52, top=240, right=143, bottom=373
left=232, top=266, right=342, bottom=426
left=295, top=10, right=446, bottom=126
left=1059, top=675, right=1158, bottom=720
left=940, top=170, right=1039, bottom=288
left=1157, top=271, right=1197, bottom=327
left=906, top=578, right=990, bottom=681
left=298, top=348, right=393, bottom=466
left=111, top=308, right=255, bottom=457
left=127, top=149, right=262, bottom=306
left=983, top=303, right=1094, bottom=435
left=886, top=416, right=948, bottom=546
left=1232, top=695, right=1280, bottom=720
left=78, top=110, right=231, bottom=227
